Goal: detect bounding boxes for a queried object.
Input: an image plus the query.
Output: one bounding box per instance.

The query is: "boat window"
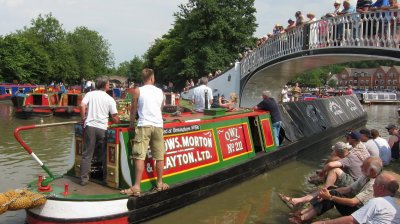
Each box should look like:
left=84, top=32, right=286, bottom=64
left=68, top=95, right=78, bottom=106
left=33, top=95, right=43, bottom=105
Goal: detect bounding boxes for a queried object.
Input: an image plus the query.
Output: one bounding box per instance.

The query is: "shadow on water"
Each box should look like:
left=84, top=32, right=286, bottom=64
left=0, top=103, right=398, bottom=223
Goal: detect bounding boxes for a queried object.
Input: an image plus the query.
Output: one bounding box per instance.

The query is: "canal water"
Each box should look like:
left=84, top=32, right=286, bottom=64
left=0, top=102, right=397, bottom=223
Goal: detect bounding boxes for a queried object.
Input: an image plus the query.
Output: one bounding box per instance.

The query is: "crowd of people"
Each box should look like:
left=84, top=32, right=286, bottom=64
left=246, top=0, right=400, bottom=59
left=278, top=125, right=400, bottom=223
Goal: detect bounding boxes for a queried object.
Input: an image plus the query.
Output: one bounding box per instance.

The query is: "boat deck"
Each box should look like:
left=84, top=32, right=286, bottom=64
left=48, top=176, right=123, bottom=199
left=162, top=108, right=263, bottom=123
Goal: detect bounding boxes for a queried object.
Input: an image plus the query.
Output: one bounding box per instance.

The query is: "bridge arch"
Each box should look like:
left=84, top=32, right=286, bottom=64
left=239, top=10, right=400, bottom=107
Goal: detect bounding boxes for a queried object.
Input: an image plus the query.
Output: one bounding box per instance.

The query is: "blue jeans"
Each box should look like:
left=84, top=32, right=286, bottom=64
left=272, top=121, right=282, bottom=146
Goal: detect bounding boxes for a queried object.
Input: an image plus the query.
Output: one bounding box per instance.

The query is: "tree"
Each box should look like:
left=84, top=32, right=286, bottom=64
left=19, top=13, right=78, bottom=83
left=67, top=26, right=114, bottom=80
left=144, top=0, right=257, bottom=88
left=129, top=56, right=144, bottom=82
left=0, top=35, right=50, bottom=83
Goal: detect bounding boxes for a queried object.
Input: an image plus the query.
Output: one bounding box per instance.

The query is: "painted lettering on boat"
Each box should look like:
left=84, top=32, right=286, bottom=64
left=329, top=101, right=344, bottom=116
left=217, top=123, right=253, bottom=160
left=163, top=125, right=200, bottom=135
left=141, top=130, right=219, bottom=181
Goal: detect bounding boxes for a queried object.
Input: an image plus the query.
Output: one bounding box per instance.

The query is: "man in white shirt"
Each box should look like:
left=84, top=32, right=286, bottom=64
left=371, top=129, right=391, bottom=166
left=121, top=68, right=167, bottom=196
left=359, top=128, right=380, bottom=157
left=312, top=171, right=400, bottom=224
left=192, top=77, right=213, bottom=112
left=80, top=77, right=119, bottom=186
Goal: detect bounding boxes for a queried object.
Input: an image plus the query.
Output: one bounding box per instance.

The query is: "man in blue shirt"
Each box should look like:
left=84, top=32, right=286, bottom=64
left=253, top=90, right=282, bottom=146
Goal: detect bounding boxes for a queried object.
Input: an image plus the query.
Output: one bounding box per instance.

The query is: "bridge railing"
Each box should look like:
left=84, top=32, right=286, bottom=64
left=241, top=9, right=400, bottom=78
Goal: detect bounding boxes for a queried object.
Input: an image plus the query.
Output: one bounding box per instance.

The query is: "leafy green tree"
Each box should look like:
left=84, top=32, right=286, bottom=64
left=144, top=0, right=257, bottom=87
left=327, top=79, right=337, bottom=88
left=67, top=26, right=114, bottom=80
left=0, top=35, right=50, bottom=83
left=19, top=13, right=78, bottom=83
left=129, top=56, right=144, bottom=82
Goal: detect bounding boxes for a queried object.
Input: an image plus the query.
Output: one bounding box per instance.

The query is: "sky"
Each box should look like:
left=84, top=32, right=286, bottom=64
left=0, top=0, right=349, bottom=66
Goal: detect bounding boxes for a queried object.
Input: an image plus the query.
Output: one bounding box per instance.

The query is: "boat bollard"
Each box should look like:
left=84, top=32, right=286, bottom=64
left=38, top=176, right=52, bottom=192
left=63, top=183, right=69, bottom=196
left=37, top=175, right=43, bottom=187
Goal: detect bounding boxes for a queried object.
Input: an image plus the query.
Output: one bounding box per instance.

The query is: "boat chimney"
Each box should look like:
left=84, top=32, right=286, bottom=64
left=204, top=89, right=208, bottom=110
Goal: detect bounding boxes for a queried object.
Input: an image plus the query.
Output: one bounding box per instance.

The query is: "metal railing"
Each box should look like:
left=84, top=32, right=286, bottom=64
left=240, top=9, right=400, bottom=78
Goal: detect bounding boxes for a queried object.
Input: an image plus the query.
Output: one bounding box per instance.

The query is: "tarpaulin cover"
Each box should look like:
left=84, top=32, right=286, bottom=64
left=279, top=95, right=365, bottom=142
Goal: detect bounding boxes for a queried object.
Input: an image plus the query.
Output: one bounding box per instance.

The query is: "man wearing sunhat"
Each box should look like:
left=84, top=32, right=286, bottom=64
left=326, top=0, right=342, bottom=17
left=386, top=124, right=400, bottom=160
left=317, top=141, right=364, bottom=188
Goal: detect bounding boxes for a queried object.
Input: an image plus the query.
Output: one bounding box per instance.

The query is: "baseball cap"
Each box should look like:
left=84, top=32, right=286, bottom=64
left=334, top=0, right=341, bottom=5
left=385, top=124, right=397, bottom=130
left=359, top=128, right=371, bottom=138
left=345, top=131, right=362, bottom=140
left=332, top=142, right=351, bottom=153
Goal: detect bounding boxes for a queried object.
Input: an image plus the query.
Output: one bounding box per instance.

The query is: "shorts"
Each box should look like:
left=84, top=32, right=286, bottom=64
left=132, top=126, right=165, bottom=160
left=335, top=172, right=355, bottom=187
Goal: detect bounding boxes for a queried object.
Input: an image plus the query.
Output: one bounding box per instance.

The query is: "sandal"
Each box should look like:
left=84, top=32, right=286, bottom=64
left=120, top=187, right=141, bottom=197
left=152, top=183, right=169, bottom=192
left=278, top=193, right=295, bottom=209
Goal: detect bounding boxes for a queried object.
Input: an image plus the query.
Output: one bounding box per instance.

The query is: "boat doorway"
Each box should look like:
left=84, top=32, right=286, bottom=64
left=248, top=116, right=264, bottom=153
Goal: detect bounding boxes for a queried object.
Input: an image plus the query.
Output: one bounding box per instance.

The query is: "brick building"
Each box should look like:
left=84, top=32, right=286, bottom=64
left=336, top=66, right=400, bottom=91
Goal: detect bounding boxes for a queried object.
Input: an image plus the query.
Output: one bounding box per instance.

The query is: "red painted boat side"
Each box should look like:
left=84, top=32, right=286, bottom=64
left=26, top=214, right=128, bottom=224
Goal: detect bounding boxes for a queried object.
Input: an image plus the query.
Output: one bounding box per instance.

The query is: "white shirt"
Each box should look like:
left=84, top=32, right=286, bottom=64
left=373, top=137, right=391, bottom=166
left=352, top=196, right=400, bottom=224
left=137, top=85, right=163, bottom=128
left=362, top=140, right=380, bottom=157
left=82, top=90, right=118, bottom=130
left=85, top=80, right=92, bottom=88
left=192, top=85, right=213, bottom=112
left=281, top=88, right=289, bottom=102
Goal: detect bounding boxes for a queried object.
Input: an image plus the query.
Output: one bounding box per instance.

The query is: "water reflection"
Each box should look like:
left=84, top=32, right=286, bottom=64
left=0, top=104, right=397, bottom=223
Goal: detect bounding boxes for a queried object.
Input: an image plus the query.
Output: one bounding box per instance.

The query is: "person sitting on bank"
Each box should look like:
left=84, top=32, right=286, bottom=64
left=312, top=171, right=400, bottom=224
left=370, top=129, right=391, bottom=166
left=345, top=131, right=371, bottom=162
left=253, top=90, right=282, bottom=146
left=219, top=92, right=239, bottom=111
left=192, top=77, right=213, bottom=112
left=385, top=123, right=400, bottom=160
left=286, top=157, right=383, bottom=224
left=359, top=128, right=380, bottom=157
left=317, top=141, right=365, bottom=188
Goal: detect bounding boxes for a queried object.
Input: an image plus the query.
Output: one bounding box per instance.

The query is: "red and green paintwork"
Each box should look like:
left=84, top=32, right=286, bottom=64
left=29, top=109, right=276, bottom=200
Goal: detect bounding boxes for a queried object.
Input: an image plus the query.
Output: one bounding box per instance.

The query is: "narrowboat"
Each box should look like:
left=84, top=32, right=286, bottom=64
left=13, top=95, right=367, bottom=224
left=13, top=88, right=60, bottom=118
left=360, top=92, right=400, bottom=104
left=0, top=83, right=36, bottom=101
left=53, top=90, right=84, bottom=117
